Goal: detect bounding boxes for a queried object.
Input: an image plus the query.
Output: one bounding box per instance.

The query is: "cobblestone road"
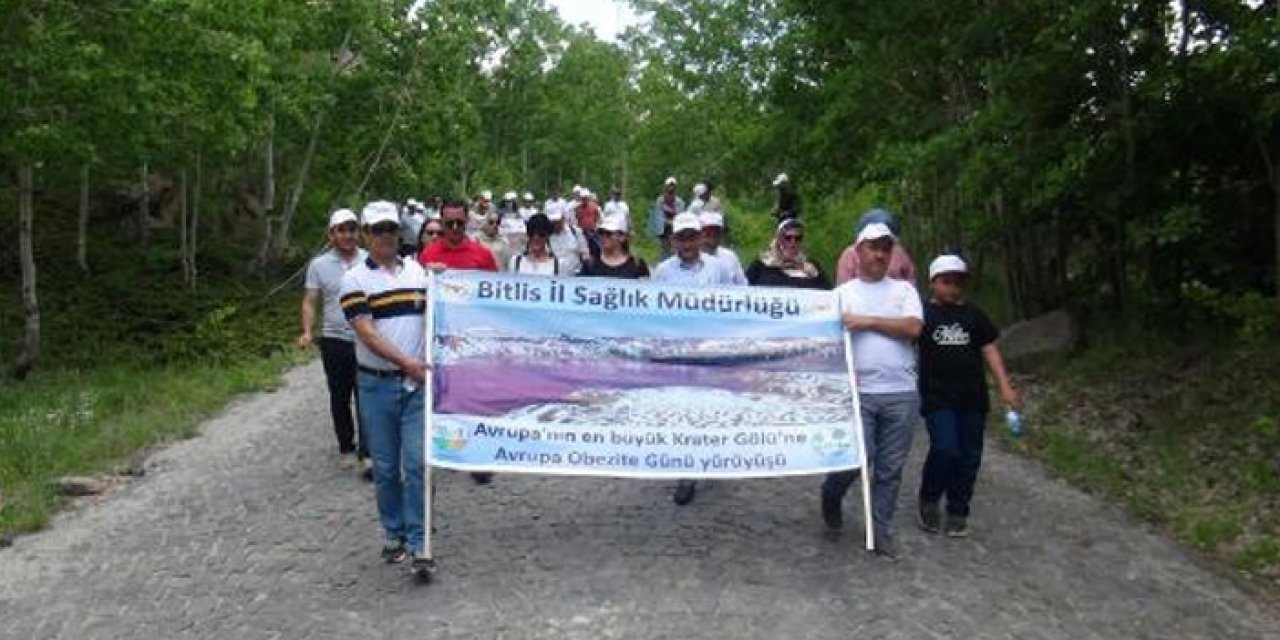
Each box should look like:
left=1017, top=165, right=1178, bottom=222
left=1, top=361, right=1276, bottom=639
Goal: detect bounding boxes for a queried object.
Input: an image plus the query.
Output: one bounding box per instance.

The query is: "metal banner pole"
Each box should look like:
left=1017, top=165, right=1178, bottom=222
left=423, top=270, right=437, bottom=560
left=839, top=296, right=874, bottom=551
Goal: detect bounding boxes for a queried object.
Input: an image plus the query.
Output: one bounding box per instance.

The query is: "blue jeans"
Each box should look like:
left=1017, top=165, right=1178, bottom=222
left=824, top=392, right=920, bottom=538
left=357, top=372, right=425, bottom=553
left=919, top=410, right=986, bottom=517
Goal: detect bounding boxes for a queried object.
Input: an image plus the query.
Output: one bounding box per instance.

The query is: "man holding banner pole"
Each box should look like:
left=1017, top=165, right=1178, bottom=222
left=340, top=200, right=436, bottom=581
left=822, top=221, right=923, bottom=559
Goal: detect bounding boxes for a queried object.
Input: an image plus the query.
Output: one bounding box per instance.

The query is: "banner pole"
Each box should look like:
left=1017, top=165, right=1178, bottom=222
left=839, top=297, right=874, bottom=551
left=423, top=269, right=437, bottom=560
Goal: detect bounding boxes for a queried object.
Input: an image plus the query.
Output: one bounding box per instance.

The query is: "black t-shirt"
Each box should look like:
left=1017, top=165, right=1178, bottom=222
left=918, top=301, right=1000, bottom=414
left=745, top=261, right=830, bottom=290
left=580, top=255, right=650, bottom=279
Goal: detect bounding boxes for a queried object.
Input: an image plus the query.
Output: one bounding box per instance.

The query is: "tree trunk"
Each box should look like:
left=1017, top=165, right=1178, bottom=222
left=277, top=108, right=327, bottom=257
left=190, top=151, right=201, bottom=289
left=356, top=99, right=404, bottom=198
left=13, top=162, right=40, bottom=380
left=77, top=163, right=90, bottom=273
left=179, top=167, right=190, bottom=287
left=139, top=163, right=151, bottom=244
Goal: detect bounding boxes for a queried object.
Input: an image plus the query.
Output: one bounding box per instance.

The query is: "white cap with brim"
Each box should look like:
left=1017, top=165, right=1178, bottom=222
left=522, top=192, right=535, bottom=201
left=773, top=172, right=789, bottom=186
left=480, top=190, right=493, bottom=200
left=672, top=212, right=701, bottom=235
left=929, top=255, right=968, bottom=280
left=503, top=191, right=518, bottom=201
left=692, top=183, right=707, bottom=197
left=328, top=209, right=358, bottom=228
left=664, top=176, right=677, bottom=186
left=361, top=201, right=400, bottom=227
left=855, top=222, right=895, bottom=246
left=699, top=211, right=724, bottom=228
left=599, top=216, right=628, bottom=233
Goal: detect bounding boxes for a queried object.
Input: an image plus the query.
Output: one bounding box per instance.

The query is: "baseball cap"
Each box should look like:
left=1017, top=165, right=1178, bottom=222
left=328, top=208, right=358, bottom=228
left=599, top=215, right=628, bottom=233
left=699, top=210, right=724, bottom=228
left=361, top=201, right=400, bottom=227
left=929, top=255, right=968, bottom=280
left=856, top=208, right=900, bottom=236
left=855, top=222, right=895, bottom=246
left=522, top=191, right=535, bottom=201
left=692, top=183, right=707, bottom=197
left=672, top=212, right=701, bottom=235
left=545, top=204, right=564, bottom=222
left=480, top=189, right=493, bottom=200
left=664, top=176, right=677, bottom=187
left=773, top=172, right=789, bottom=186
left=503, top=190, right=518, bottom=201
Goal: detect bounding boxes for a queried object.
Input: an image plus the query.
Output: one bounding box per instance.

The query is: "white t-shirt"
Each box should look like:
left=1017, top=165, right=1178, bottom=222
left=549, top=227, right=585, bottom=275
left=835, top=277, right=923, bottom=394
left=509, top=253, right=562, bottom=276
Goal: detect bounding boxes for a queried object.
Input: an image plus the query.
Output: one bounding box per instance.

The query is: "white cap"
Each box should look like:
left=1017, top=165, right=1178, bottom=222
left=572, top=185, right=583, bottom=196
left=480, top=189, right=493, bottom=200
left=664, top=176, right=677, bottom=187
left=406, top=198, right=421, bottom=208
left=361, top=201, right=400, bottom=227
left=773, top=172, right=789, bottom=186
left=692, top=183, right=707, bottom=197
left=698, top=210, right=724, bottom=228
left=929, top=255, right=968, bottom=280
left=672, top=211, right=701, bottom=235
left=855, top=222, right=895, bottom=246
left=599, top=215, right=628, bottom=233
left=545, top=204, right=564, bottom=222
left=503, top=190, right=518, bottom=201
left=581, top=189, right=593, bottom=200
left=522, top=191, right=535, bottom=201
left=328, top=208, right=358, bottom=228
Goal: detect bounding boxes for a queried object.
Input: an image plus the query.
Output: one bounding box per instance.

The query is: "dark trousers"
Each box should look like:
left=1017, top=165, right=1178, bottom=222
left=319, top=337, right=366, bottom=457
left=919, top=410, right=986, bottom=517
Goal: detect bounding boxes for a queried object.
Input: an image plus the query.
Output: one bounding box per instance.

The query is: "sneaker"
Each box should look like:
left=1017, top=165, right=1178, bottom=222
left=918, top=501, right=942, bottom=534
left=411, top=554, right=437, bottom=582
left=873, top=534, right=901, bottom=560
left=672, top=479, right=697, bottom=506
left=359, top=457, right=374, bottom=482
left=470, top=472, right=494, bottom=485
left=381, top=540, right=408, bottom=564
left=945, top=515, right=969, bottom=538
left=338, top=452, right=357, bottom=471
left=821, top=488, right=843, bottom=531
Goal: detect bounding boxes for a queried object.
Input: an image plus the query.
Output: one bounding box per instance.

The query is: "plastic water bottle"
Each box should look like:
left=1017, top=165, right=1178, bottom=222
left=1006, top=410, right=1024, bottom=438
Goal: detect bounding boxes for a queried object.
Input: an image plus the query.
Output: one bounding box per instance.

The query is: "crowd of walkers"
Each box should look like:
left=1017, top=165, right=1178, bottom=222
left=299, top=174, right=1018, bottom=579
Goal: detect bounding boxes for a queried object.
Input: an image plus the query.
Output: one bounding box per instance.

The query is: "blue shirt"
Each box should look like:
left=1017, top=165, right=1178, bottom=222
left=651, top=253, right=737, bottom=287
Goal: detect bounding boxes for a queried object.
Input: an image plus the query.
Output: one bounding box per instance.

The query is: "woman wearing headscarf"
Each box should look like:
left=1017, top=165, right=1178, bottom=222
left=746, top=219, right=830, bottom=289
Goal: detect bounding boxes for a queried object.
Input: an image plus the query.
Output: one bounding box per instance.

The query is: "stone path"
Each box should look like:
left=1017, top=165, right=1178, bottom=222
left=0, top=361, right=1276, bottom=639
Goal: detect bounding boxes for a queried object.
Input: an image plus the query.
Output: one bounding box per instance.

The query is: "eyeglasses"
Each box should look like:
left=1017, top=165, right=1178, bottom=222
left=442, top=219, right=467, bottom=229
left=369, top=223, right=399, bottom=236
left=780, top=234, right=804, bottom=242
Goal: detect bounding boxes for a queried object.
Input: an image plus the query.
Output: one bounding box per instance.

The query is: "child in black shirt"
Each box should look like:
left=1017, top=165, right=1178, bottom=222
left=916, top=254, right=1017, bottom=537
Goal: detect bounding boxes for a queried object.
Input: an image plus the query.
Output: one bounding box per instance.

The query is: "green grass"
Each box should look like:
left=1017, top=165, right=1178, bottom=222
left=0, top=349, right=306, bottom=534
left=1000, top=338, right=1280, bottom=594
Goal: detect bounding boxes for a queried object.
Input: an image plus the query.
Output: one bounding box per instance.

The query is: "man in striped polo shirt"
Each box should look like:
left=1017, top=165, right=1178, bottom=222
left=340, top=200, right=434, bottom=580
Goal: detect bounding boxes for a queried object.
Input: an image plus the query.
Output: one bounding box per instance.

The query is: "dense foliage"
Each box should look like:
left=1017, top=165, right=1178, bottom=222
left=2, top=0, right=1278, bottom=376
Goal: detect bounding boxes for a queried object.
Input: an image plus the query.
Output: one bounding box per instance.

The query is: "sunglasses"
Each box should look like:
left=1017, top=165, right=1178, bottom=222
left=423, top=230, right=442, bottom=237
left=442, top=219, right=467, bottom=229
left=369, top=223, right=399, bottom=236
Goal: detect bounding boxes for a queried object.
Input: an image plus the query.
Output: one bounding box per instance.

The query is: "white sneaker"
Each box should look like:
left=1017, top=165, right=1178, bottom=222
left=338, top=452, right=357, bottom=470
